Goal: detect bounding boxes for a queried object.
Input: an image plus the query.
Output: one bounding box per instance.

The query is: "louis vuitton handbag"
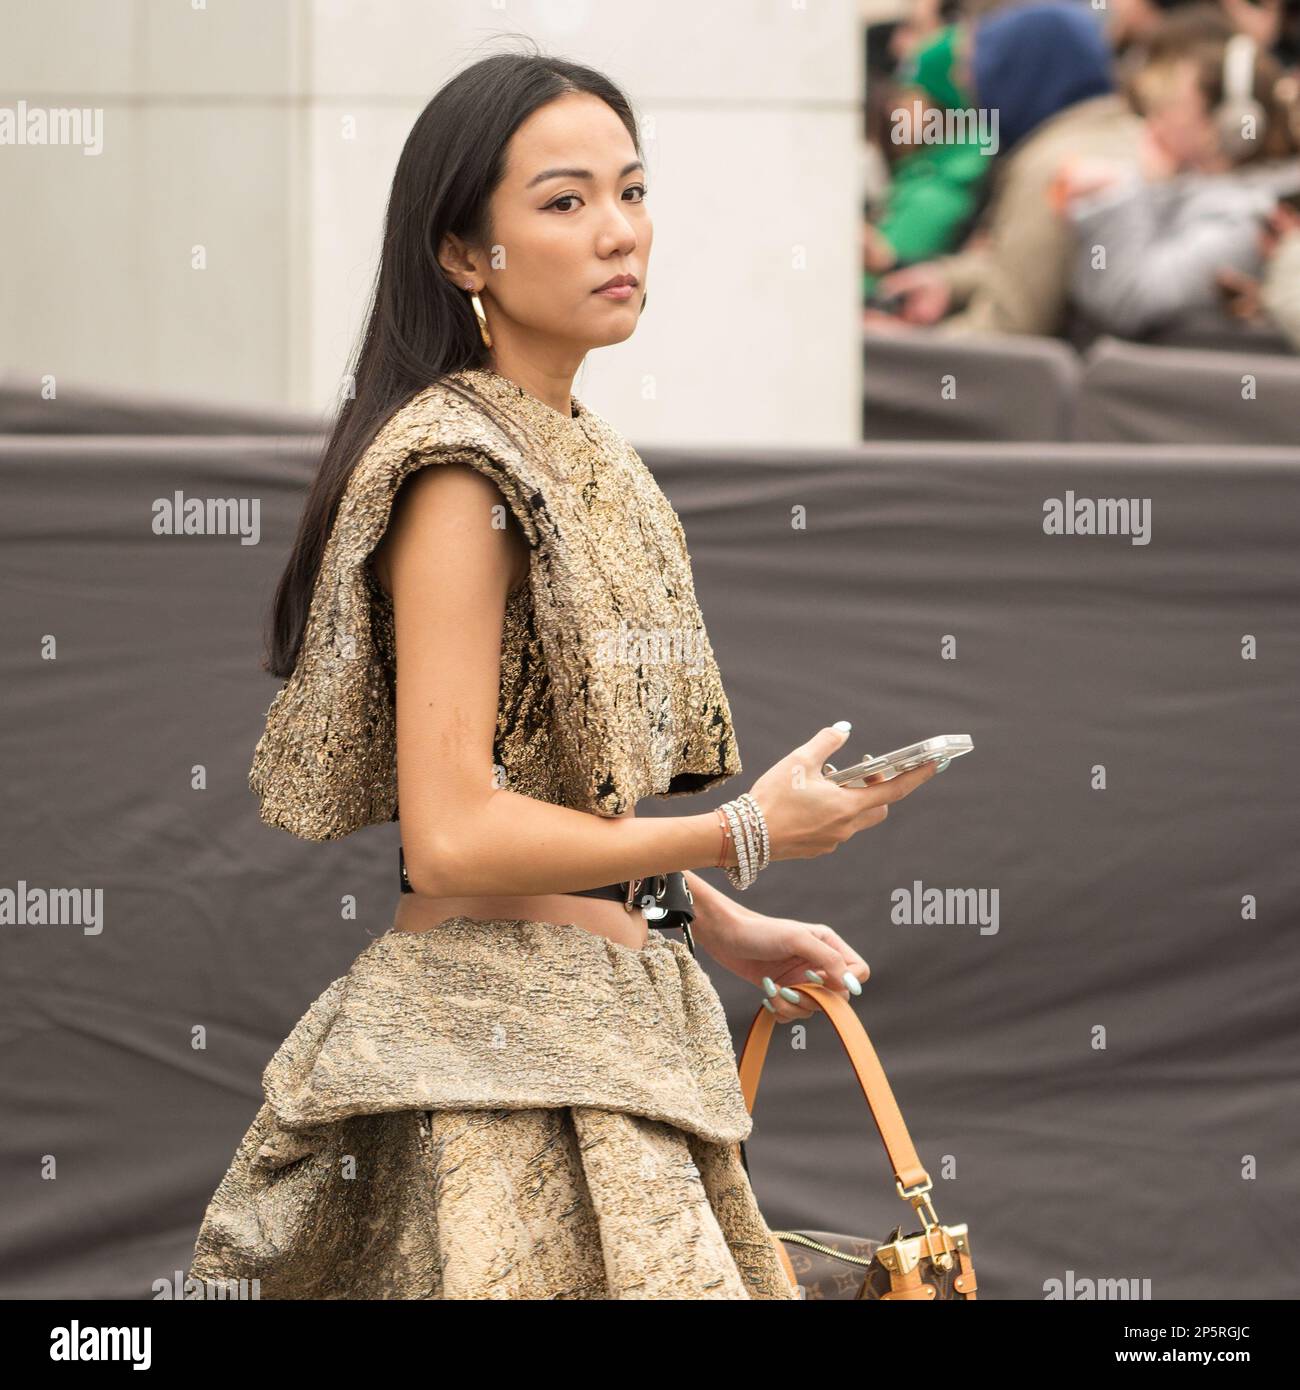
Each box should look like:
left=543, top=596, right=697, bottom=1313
left=735, top=978, right=977, bottom=1301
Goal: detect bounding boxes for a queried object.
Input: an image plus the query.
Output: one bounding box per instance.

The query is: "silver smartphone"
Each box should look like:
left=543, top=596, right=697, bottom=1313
left=822, top=734, right=973, bottom=786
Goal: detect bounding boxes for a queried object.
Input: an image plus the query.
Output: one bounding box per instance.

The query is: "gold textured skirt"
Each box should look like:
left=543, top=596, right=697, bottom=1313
left=188, top=916, right=797, bottom=1299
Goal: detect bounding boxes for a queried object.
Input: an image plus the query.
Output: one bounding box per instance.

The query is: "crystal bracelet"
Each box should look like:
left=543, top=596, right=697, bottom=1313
left=722, top=799, right=751, bottom=888
left=738, top=792, right=770, bottom=874
left=716, top=791, right=769, bottom=890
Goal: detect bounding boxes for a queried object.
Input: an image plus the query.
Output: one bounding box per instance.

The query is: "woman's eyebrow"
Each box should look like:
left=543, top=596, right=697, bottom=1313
left=526, top=159, right=645, bottom=188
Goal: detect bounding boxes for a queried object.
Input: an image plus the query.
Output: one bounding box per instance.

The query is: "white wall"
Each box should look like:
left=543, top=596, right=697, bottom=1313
left=1, top=0, right=862, bottom=446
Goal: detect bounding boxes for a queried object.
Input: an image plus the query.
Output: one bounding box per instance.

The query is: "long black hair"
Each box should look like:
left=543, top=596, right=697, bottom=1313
left=262, top=42, right=643, bottom=679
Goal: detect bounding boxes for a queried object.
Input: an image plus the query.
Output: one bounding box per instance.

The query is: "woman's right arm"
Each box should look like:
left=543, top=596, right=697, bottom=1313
left=379, top=461, right=938, bottom=898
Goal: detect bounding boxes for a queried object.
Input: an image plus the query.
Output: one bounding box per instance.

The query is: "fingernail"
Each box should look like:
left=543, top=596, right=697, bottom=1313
left=842, top=971, right=862, bottom=996
left=804, top=969, right=823, bottom=982
left=762, top=977, right=777, bottom=997
left=935, top=757, right=950, bottom=773
left=832, top=720, right=852, bottom=732
left=779, top=986, right=803, bottom=1004
left=761, top=997, right=777, bottom=1013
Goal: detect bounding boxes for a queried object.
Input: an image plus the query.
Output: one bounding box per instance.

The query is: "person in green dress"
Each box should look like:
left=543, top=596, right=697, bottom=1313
left=863, top=23, right=994, bottom=301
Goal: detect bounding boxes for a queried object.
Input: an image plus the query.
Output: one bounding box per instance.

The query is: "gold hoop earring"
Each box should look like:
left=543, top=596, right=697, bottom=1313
left=465, top=285, right=492, bottom=349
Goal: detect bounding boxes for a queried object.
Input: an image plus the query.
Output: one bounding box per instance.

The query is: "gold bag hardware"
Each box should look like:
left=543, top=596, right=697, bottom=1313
left=736, top=979, right=978, bottom=1301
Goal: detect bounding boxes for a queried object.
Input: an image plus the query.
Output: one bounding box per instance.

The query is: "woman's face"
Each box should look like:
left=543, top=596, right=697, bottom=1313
left=452, top=91, right=651, bottom=361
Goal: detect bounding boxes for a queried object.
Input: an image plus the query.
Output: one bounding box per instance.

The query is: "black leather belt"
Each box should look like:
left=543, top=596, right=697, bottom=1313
left=568, top=871, right=695, bottom=922
left=398, top=849, right=697, bottom=952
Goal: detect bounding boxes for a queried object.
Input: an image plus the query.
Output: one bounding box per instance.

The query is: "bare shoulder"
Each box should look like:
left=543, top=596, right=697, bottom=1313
left=371, top=460, right=529, bottom=601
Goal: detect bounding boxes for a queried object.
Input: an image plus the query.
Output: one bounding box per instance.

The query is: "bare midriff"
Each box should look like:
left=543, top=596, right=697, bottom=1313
left=392, top=806, right=653, bottom=950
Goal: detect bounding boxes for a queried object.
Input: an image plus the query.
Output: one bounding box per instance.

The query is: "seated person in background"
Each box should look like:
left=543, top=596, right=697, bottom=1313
left=1107, top=0, right=1236, bottom=84
left=1257, top=200, right=1300, bottom=345
left=1111, top=0, right=1300, bottom=69
left=1059, top=19, right=1300, bottom=340
left=874, top=1, right=1145, bottom=337
left=863, top=22, right=995, bottom=301
left=889, top=0, right=961, bottom=62
left=1220, top=200, right=1300, bottom=348
left=1219, top=0, right=1299, bottom=62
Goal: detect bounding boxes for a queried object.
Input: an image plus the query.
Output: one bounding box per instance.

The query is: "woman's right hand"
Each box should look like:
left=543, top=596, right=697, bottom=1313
left=742, top=724, right=943, bottom=864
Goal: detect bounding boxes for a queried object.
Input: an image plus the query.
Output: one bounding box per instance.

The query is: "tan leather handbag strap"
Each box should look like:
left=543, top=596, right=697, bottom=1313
left=737, top=980, right=931, bottom=1194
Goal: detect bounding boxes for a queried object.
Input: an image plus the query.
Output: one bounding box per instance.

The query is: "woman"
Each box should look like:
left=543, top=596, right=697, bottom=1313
left=187, top=51, right=943, bottom=1300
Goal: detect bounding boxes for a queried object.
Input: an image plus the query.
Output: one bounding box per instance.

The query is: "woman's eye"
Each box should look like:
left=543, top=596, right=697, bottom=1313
left=545, top=185, right=648, bottom=213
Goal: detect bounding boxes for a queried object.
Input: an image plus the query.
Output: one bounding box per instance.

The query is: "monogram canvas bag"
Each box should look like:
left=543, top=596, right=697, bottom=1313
left=736, top=980, right=978, bottom=1301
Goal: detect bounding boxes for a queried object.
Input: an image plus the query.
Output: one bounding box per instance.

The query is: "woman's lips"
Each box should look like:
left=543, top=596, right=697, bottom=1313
left=594, top=284, right=636, bottom=300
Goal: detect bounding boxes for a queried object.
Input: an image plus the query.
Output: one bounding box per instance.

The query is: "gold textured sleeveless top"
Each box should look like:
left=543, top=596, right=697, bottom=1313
left=248, top=364, right=743, bottom=841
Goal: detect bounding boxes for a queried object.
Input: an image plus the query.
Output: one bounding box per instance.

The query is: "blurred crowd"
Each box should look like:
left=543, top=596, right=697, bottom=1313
left=861, top=0, right=1300, bottom=351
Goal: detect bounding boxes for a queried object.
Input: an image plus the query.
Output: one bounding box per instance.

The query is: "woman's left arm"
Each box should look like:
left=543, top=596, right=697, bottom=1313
left=682, top=870, right=868, bottom=1023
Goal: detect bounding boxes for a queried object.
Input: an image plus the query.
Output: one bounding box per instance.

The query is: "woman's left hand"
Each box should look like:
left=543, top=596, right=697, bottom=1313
left=694, top=904, right=869, bottom=1023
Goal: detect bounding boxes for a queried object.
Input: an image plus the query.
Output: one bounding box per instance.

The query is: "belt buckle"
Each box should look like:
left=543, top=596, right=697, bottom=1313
left=624, top=877, right=644, bottom=912
left=636, top=874, right=669, bottom=921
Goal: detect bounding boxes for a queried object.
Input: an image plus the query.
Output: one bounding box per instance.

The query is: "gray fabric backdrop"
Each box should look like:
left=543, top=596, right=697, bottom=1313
left=2, top=428, right=1298, bottom=1299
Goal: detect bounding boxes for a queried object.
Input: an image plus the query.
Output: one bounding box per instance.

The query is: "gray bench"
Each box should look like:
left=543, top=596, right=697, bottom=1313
left=1076, top=335, right=1300, bottom=445
left=863, top=330, right=1081, bottom=441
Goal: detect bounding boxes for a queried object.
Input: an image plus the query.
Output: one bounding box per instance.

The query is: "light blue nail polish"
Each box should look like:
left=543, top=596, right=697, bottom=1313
left=842, top=971, right=862, bottom=995
left=935, top=757, right=951, bottom=773
left=804, top=970, right=823, bottom=982
left=779, top=986, right=802, bottom=1004
left=761, top=998, right=777, bottom=1014
left=762, top=977, right=777, bottom=997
